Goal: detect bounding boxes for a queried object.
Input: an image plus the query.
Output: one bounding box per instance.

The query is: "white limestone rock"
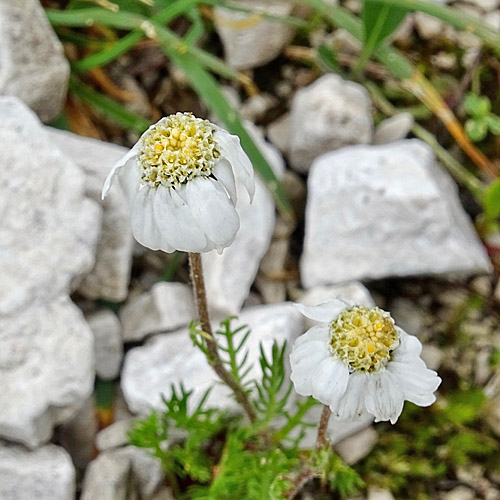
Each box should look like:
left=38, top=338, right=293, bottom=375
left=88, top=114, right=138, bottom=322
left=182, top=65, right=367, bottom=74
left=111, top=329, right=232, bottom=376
left=86, top=310, right=123, bottom=380
left=46, top=128, right=134, bottom=303
left=0, top=444, right=75, bottom=500
left=120, top=282, right=196, bottom=342
left=0, top=0, right=69, bottom=122
left=0, top=98, right=100, bottom=316
left=96, top=419, right=132, bottom=452
left=301, top=140, right=492, bottom=288
left=122, top=303, right=304, bottom=414
left=202, top=123, right=284, bottom=317
left=334, top=426, right=378, bottom=465
left=82, top=446, right=164, bottom=500
left=367, top=488, right=395, bottom=500
left=0, top=98, right=98, bottom=447
left=0, top=297, right=95, bottom=448
left=80, top=451, right=132, bottom=500
left=289, top=74, right=373, bottom=173
left=373, top=112, right=414, bottom=145
left=214, top=0, right=295, bottom=69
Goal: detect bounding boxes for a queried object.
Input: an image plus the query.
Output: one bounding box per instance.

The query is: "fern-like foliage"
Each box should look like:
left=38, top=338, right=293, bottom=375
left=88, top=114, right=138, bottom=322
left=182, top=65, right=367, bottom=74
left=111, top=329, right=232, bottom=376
left=130, top=318, right=363, bottom=500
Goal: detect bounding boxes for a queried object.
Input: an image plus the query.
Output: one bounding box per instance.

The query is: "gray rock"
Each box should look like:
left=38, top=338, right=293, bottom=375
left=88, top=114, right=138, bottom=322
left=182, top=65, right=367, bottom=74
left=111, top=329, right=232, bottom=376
left=116, top=447, right=165, bottom=499
left=202, top=123, right=284, bottom=317
left=0, top=98, right=100, bottom=317
left=255, top=237, right=289, bottom=304
left=441, top=486, right=475, bottom=500
left=0, top=444, right=75, bottom=500
left=0, top=0, right=69, bottom=122
left=86, top=310, right=123, bottom=380
left=390, top=298, right=425, bottom=337
left=214, top=0, right=295, bottom=69
left=301, top=140, right=492, bottom=288
left=96, top=419, right=132, bottom=452
left=82, top=445, right=166, bottom=500
left=120, top=282, right=195, bottom=343
left=46, top=128, right=134, bottom=303
left=267, top=113, right=291, bottom=154
left=0, top=297, right=95, bottom=448
left=485, top=395, right=500, bottom=437
left=0, top=98, right=98, bottom=447
left=81, top=451, right=133, bottom=500
left=421, top=344, right=443, bottom=371
left=289, top=74, right=373, bottom=173
left=367, top=488, right=395, bottom=500
left=122, top=303, right=304, bottom=414
left=334, top=426, right=378, bottom=465
left=372, top=113, right=414, bottom=145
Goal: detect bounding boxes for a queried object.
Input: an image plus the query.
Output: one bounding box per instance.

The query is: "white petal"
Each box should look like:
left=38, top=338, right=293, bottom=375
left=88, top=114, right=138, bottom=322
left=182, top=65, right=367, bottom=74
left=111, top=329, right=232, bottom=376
left=333, top=372, right=368, bottom=420
left=294, top=324, right=330, bottom=349
left=152, top=186, right=209, bottom=253
left=393, top=329, right=423, bottom=363
left=295, top=298, right=352, bottom=323
left=310, top=357, right=349, bottom=407
left=130, top=187, right=168, bottom=251
left=365, top=371, right=405, bottom=424
left=290, top=344, right=330, bottom=396
left=388, top=361, right=441, bottom=407
left=214, top=128, right=255, bottom=201
left=102, top=143, right=140, bottom=199
left=213, top=159, right=237, bottom=204
left=185, top=176, right=240, bottom=250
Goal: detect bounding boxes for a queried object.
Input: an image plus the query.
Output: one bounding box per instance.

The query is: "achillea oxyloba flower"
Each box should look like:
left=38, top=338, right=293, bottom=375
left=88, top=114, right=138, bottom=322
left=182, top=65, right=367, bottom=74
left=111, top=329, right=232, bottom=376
left=102, top=112, right=254, bottom=253
left=290, top=298, right=441, bottom=424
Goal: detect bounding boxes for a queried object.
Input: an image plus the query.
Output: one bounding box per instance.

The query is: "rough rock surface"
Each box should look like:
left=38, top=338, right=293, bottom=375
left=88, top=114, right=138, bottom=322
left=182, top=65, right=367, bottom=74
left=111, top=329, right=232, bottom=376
left=122, top=303, right=304, bottom=414
left=0, top=444, right=75, bottom=500
left=81, top=447, right=165, bottom=500
left=202, top=123, right=284, bottom=317
left=0, top=98, right=100, bottom=316
left=334, top=426, right=378, bottom=465
left=372, top=112, right=414, bottom=145
left=301, top=140, right=492, bottom=288
left=0, top=0, right=69, bottom=122
left=289, top=74, right=373, bottom=173
left=214, top=0, right=295, bottom=69
left=0, top=98, right=98, bottom=447
left=120, top=282, right=195, bottom=343
left=86, top=310, right=123, bottom=380
left=46, top=128, right=134, bottom=302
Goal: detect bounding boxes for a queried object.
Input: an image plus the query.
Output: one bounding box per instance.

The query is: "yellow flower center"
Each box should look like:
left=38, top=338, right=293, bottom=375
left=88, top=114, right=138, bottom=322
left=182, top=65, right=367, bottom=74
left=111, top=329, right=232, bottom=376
left=329, top=306, right=399, bottom=373
left=138, top=112, right=220, bottom=188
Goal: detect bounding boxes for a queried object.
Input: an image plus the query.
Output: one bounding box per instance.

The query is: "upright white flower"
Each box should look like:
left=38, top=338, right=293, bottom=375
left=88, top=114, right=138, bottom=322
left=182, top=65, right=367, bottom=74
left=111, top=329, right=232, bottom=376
left=290, top=298, right=441, bottom=424
left=102, top=112, right=254, bottom=253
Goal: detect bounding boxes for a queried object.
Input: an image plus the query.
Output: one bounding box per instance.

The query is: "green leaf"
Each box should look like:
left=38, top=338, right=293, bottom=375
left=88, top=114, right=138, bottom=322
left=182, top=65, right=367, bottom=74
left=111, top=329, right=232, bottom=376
left=357, top=0, right=408, bottom=71
left=69, top=75, right=151, bottom=133
left=483, top=178, right=500, bottom=220
left=465, top=117, right=488, bottom=142
left=463, top=93, right=491, bottom=117
left=486, top=114, right=500, bottom=135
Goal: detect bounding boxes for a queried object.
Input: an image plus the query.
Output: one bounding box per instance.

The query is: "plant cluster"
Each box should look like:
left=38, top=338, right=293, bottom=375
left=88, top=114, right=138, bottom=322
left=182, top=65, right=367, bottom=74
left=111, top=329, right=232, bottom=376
left=129, top=318, right=363, bottom=500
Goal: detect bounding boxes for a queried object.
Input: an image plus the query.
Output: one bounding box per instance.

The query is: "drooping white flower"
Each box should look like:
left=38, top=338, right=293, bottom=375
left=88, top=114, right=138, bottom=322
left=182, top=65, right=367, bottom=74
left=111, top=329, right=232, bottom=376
left=102, top=112, right=255, bottom=253
left=290, top=298, right=441, bottom=424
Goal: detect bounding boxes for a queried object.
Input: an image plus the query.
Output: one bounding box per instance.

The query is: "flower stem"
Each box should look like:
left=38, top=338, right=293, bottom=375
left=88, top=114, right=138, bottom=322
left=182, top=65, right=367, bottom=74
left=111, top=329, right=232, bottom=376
left=188, top=252, right=257, bottom=423
left=316, top=405, right=332, bottom=450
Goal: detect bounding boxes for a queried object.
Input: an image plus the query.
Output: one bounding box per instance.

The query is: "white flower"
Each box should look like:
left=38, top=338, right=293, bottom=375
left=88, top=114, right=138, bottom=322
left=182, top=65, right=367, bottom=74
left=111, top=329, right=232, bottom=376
left=102, top=112, right=254, bottom=253
left=290, top=298, right=441, bottom=424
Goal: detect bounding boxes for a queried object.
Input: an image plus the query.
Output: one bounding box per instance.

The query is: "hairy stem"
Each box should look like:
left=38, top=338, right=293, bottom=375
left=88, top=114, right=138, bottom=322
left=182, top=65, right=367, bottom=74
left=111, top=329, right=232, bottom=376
left=285, top=405, right=332, bottom=499
left=188, top=252, right=257, bottom=422
left=316, top=405, right=332, bottom=450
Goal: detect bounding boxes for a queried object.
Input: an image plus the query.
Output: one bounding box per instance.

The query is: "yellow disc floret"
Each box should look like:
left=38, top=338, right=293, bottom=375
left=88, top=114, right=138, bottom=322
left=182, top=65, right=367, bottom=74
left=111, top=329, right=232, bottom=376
left=329, top=306, right=399, bottom=373
left=138, top=112, right=220, bottom=188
